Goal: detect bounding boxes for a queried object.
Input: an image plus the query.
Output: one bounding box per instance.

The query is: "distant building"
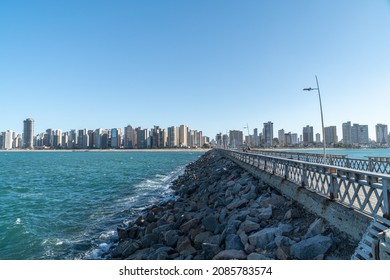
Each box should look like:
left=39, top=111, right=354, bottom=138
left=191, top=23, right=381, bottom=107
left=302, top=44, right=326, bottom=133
left=263, top=122, right=273, bottom=147
left=23, top=118, right=34, bottom=149
left=315, top=133, right=321, bottom=144
left=376, top=124, right=388, bottom=145
left=325, top=126, right=337, bottom=145
left=352, top=123, right=369, bottom=145
left=179, top=125, right=188, bottom=147
left=302, top=125, right=314, bottom=146
left=124, top=125, right=135, bottom=149
left=229, top=130, right=243, bottom=147
left=342, top=121, right=352, bottom=145
left=278, top=129, right=285, bottom=147
left=167, top=126, right=178, bottom=148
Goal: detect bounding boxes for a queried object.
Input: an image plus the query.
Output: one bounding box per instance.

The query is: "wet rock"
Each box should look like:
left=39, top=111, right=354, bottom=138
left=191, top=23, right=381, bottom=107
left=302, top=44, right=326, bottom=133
left=258, top=205, right=272, bottom=220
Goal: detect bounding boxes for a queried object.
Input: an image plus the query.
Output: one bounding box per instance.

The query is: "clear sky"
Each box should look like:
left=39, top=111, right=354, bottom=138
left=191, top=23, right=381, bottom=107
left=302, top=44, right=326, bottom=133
left=1, top=0, right=390, bottom=140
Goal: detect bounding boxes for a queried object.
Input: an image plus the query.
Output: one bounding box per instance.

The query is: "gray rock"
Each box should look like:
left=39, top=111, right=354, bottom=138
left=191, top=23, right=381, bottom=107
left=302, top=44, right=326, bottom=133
left=227, top=198, right=249, bottom=210
left=305, top=218, right=326, bottom=239
left=212, top=249, right=247, bottom=260
left=194, top=231, right=212, bottom=249
left=225, top=234, right=244, bottom=250
left=147, top=246, right=172, bottom=260
left=164, top=230, right=179, bottom=247
left=247, top=253, right=273, bottom=260
left=241, top=185, right=257, bottom=201
left=202, top=243, right=222, bottom=259
left=202, top=215, right=219, bottom=233
left=140, top=233, right=159, bottom=248
left=177, top=239, right=197, bottom=257
left=274, top=235, right=295, bottom=247
left=180, top=218, right=199, bottom=234
left=258, top=205, right=272, bottom=220
left=248, top=227, right=280, bottom=249
left=278, top=223, right=293, bottom=236
left=240, top=220, right=260, bottom=233
left=290, top=235, right=333, bottom=259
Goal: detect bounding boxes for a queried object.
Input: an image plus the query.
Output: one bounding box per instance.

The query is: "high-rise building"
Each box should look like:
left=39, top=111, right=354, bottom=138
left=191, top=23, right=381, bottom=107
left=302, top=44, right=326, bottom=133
left=325, top=126, right=337, bottom=145
left=376, top=124, right=388, bottom=145
left=278, top=129, right=285, bottom=147
left=253, top=128, right=259, bottom=147
left=124, top=125, right=134, bottom=149
left=229, top=130, right=243, bottom=147
left=302, top=125, right=314, bottom=146
left=111, top=128, right=120, bottom=148
left=263, top=122, right=273, bottom=147
left=4, top=130, right=13, bottom=150
left=291, top=133, right=298, bottom=145
left=23, top=118, right=34, bottom=149
left=315, top=133, right=321, bottom=143
left=167, top=126, right=177, bottom=148
left=342, top=121, right=352, bottom=145
left=179, top=125, right=188, bottom=147
left=358, top=125, right=369, bottom=145
left=352, top=123, right=369, bottom=145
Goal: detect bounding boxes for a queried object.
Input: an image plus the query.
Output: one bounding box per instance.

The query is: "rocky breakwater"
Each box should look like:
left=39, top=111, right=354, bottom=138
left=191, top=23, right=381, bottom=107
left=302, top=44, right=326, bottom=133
left=108, top=150, right=357, bottom=260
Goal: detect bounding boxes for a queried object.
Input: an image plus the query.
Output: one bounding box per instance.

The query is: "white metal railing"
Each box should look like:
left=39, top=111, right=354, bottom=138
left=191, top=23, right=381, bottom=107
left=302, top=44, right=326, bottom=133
left=218, top=149, right=390, bottom=221
left=249, top=149, right=390, bottom=174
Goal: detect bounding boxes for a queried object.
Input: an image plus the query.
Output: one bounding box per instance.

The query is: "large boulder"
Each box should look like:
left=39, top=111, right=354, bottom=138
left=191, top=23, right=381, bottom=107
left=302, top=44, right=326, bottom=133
left=290, top=235, right=333, bottom=259
left=248, top=227, right=280, bottom=249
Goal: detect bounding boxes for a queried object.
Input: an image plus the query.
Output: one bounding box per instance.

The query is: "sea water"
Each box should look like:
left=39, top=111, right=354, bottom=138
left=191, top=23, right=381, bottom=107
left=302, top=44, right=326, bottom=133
left=0, top=150, right=204, bottom=260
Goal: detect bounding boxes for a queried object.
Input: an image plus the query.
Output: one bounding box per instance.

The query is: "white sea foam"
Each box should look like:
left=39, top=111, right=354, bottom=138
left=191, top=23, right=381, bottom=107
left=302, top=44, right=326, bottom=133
left=15, top=218, right=21, bottom=225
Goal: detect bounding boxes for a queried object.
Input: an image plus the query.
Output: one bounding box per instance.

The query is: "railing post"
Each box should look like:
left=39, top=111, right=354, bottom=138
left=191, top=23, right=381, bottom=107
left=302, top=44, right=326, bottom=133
left=382, top=178, right=390, bottom=219
left=284, top=162, right=288, bottom=180
left=329, top=169, right=339, bottom=200
left=300, top=163, right=307, bottom=188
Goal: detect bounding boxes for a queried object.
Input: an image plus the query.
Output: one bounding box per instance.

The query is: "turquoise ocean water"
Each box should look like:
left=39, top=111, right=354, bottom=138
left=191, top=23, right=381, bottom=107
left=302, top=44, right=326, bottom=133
left=0, top=151, right=204, bottom=260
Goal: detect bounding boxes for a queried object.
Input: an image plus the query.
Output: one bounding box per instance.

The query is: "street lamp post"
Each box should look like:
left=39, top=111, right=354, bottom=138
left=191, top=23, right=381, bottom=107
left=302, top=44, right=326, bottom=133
left=303, top=75, right=326, bottom=161
left=244, top=123, right=250, bottom=148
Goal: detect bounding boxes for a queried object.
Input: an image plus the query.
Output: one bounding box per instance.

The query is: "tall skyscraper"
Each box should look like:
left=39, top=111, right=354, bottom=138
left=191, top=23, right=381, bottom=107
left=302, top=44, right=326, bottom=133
left=263, top=121, right=273, bottom=147
left=278, top=129, right=285, bottom=147
left=376, top=124, right=388, bottom=145
left=302, top=125, right=314, bottom=146
left=324, top=126, right=337, bottom=145
left=179, top=125, right=188, bottom=147
left=124, top=125, right=134, bottom=149
left=23, top=118, right=34, bottom=149
left=167, top=126, right=178, bottom=148
left=352, top=123, right=369, bottom=145
left=229, top=130, right=243, bottom=147
left=342, top=121, right=352, bottom=145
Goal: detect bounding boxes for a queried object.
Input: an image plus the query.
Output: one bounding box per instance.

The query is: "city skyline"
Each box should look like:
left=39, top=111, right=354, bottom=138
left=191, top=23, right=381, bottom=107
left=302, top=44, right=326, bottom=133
left=2, top=117, right=390, bottom=150
left=1, top=1, right=390, bottom=139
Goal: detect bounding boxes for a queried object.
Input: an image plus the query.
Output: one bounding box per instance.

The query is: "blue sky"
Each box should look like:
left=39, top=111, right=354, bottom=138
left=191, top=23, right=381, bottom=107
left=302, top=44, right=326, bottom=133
left=1, top=0, right=390, bottom=140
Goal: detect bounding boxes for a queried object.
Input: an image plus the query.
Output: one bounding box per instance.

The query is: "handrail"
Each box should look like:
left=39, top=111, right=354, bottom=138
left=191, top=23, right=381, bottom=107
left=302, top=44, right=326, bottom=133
left=218, top=149, right=390, bottom=221
left=248, top=149, right=390, bottom=174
